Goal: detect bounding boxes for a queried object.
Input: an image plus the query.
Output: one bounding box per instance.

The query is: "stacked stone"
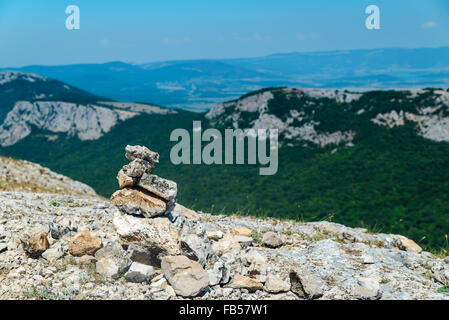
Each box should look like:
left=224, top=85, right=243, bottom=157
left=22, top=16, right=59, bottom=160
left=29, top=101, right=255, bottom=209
left=111, top=145, right=177, bottom=218
left=110, top=145, right=210, bottom=297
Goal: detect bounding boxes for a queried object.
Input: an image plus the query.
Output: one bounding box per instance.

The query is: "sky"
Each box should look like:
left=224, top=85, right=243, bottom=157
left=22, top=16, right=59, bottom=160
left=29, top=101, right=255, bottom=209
left=0, top=0, right=448, bottom=67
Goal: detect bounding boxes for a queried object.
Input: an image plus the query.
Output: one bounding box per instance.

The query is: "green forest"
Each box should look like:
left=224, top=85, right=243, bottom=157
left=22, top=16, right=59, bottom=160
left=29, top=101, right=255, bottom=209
left=2, top=88, right=449, bottom=251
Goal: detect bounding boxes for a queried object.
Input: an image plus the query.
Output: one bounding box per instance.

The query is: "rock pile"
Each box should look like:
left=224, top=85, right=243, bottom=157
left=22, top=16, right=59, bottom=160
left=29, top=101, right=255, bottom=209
left=107, top=146, right=295, bottom=298
left=111, top=145, right=177, bottom=218
left=110, top=145, right=212, bottom=297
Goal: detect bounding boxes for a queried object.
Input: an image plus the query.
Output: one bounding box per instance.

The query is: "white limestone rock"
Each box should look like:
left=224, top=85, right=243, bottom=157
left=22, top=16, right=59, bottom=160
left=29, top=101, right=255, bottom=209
left=161, top=255, right=209, bottom=297
left=137, top=174, right=177, bottom=201
left=124, top=262, right=155, bottom=283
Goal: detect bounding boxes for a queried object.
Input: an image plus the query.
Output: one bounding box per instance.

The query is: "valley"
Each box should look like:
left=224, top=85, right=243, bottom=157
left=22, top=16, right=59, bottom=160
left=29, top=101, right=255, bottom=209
left=3, top=47, right=449, bottom=111
left=1, top=71, right=449, bottom=250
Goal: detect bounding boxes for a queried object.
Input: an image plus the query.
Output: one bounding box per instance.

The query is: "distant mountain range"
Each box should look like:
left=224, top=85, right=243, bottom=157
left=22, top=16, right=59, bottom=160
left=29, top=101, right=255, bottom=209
left=2, top=47, right=449, bottom=111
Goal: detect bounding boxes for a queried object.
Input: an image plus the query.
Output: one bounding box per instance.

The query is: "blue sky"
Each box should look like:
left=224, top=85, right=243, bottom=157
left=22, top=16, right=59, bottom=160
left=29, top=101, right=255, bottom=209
left=0, top=0, right=448, bottom=67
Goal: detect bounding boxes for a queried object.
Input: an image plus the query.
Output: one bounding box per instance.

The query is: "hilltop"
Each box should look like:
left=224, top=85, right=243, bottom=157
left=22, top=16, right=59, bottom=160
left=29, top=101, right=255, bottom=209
left=0, top=156, right=96, bottom=197
left=0, top=153, right=448, bottom=300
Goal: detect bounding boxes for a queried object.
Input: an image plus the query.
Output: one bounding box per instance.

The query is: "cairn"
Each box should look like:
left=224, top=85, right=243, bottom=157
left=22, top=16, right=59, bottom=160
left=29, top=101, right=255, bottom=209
left=111, top=145, right=177, bottom=218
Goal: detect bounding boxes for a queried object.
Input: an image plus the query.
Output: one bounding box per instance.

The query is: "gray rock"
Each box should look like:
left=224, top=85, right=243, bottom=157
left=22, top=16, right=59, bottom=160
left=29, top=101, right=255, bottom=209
left=289, top=269, right=324, bottom=300
left=212, top=234, right=241, bottom=256
left=264, top=274, right=291, bottom=293
left=149, top=276, right=177, bottom=300
left=125, top=145, right=159, bottom=164
left=161, top=255, right=209, bottom=297
left=165, top=199, right=177, bottom=216
left=262, top=232, right=284, bottom=248
left=42, top=245, right=64, bottom=262
left=117, top=169, right=137, bottom=188
left=222, top=288, right=234, bottom=298
left=180, top=233, right=214, bottom=267
left=95, top=242, right=131, bottom=279
left=433, top=268, right=449, bottom=286
left=352, top=277, right=382, bottom=300
left=362, top=253, right=375, bottom=264
left=171, top=203, right=200, bottom=220
left=0, top=242, right=7, bottom=253
left=206, top=230, right=224, bottom=241
left=392, top=235, right=422, bottom=253
left=79, top=255, right=97, bottom=264
left=235, top=235, right=253, bottom=249
left=208, top=259, right=231, bottom=286
left=124, top=262, right=155, bottom=283
left=50, top=217, right=77, bottom=240
left=228, top=275, right=263, bottom=292
left=96, top=258, right=121, bottom=279
left=245, top=249, right=267, bottom=283
left=111, top=188, right=167, bottom=218
left=137, top=174, right=177, bottom=201
left=174, top=216, right=215, bottom=266
left=7, top=240, right=18, bottom=250
left=127, top=243, right=161, bottom=267
left=173, top=215, right=205, bottom=236
left=122, top=159, right=153, bottom=178
left=113, top=215, right=180, bottom=267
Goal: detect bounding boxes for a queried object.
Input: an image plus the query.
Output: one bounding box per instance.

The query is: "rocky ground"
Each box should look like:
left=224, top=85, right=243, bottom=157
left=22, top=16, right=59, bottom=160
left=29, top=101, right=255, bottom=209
left=1, top=152, right=449, bottom=300
left=0, top=156, right=97, bottom=197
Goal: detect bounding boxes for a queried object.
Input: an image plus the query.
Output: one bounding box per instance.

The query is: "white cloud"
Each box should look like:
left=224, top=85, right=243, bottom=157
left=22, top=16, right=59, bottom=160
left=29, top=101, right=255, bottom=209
left=422, top=21, right=437, bottom=29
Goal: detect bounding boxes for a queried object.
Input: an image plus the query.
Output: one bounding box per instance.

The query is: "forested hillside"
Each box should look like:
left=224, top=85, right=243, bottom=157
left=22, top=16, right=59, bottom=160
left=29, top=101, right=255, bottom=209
left=2, top=85, right=449, bottom=250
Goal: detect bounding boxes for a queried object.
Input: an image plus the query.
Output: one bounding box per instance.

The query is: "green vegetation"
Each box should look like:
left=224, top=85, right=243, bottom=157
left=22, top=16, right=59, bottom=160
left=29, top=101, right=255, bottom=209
left=438, top=286, right=449, bottom=294
left=2, top=89, right=449, bottom=251
left=50, top=200, right=60, bottom=207
left=268, top=89, right=306, bottom=119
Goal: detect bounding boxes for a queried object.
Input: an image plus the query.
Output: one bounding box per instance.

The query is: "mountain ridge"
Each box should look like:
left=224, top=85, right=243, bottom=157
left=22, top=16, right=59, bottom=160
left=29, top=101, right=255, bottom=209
left=2, top=46, right=448, bottom=110
left=0, top=71, right=176, bottom=146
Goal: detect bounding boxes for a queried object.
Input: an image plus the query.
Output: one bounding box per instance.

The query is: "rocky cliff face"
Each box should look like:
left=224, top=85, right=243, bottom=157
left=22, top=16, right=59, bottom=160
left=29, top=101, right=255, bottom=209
left=0, top=101, right=138, bottom=146
left=206, top=88, right=361, bottom=147
left=0, top=71, right=177, bottom=147
left=371, top=91, right=449, bottom=142
left=206, top=87, right=449, bottom=147
left=0, top=100, right=177, bottom=147
left=1, top=149, right=448, bottom=300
